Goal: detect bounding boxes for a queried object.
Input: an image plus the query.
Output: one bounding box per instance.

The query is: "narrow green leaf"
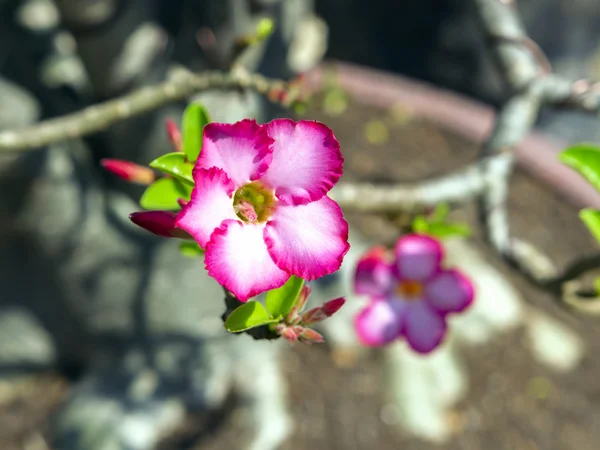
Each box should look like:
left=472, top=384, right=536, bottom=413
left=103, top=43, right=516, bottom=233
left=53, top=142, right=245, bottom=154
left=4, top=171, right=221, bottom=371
left=426, top=222, right=471, bottom=238
left=432, top=203, right=450, bottom=222
left=140, top=177, right=192, bottom=211
left=412, top=203, right=471, bottom=239
left=265, top=275, right=305, bottom=318
left=580, top=208, right=600, bottom=244
left=179, top=241, right=204, bottom=258
left=411, top=216, right=471, bottom=239
left=182, top=103, right=211, bottom=162
left=149, top=153, right=194, bottom=185
left=559, top=143, right=600, bottom=192
left=411, top=215, right=429, bottom=234
left=224, top=301, right=279, bottom=332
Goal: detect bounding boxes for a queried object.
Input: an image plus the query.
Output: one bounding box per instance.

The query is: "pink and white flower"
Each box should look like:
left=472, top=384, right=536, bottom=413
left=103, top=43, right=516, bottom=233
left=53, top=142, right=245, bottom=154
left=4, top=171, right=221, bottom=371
left=176, top=118, right=349, bottom=301
left=353, top=234, right=474, bottom=354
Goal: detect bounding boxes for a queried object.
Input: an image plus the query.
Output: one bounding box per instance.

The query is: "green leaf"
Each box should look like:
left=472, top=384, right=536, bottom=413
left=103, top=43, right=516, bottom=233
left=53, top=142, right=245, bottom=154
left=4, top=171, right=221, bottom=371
left=256, top=17, right=275, bottom=39
left=265, top=275, right=305, bottom=318
left=182, top=103, right=211, bottom=162
left=432, top=203, right=450, bottom=222
left=580, top=208, right=600, bottom=244
left=140, top=177, right=192, bottom=211
left=594, top=277, right=600, bottom=296
left=179, top=241, right=204, bottom=258
left=412, top=215, right=430, bottom=234
left=224, top=301, right=279, bottom=332
left=149, top=153, right=194, bottom=185
left=425, top=222, right=472, bottom=239
left=559, top=143, right=600, bottom=192
left=411, top=204, right=471, bottom=239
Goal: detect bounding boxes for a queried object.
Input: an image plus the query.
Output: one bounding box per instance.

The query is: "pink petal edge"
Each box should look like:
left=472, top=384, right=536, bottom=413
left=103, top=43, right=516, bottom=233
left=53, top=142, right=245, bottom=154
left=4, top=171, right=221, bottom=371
left=195, top=119, right=274, bottom=187
left=264, top=196, right=350, bottom=280
left=175, top=167, right=237, bottom=248
left=261, top=119, right=344, bottom=205
left=204, top=219, right=289, bottom=302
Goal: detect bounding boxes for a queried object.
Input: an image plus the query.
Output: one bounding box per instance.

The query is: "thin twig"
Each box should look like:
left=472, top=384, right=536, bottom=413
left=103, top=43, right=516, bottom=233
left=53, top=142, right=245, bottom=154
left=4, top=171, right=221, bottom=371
left=472, top=0, right=539, bottom=90
left=0, top=69, right=294, bottom=152
left=472, top=0, right=600, bottom=306
left=331, top=159, right=490, bottom=212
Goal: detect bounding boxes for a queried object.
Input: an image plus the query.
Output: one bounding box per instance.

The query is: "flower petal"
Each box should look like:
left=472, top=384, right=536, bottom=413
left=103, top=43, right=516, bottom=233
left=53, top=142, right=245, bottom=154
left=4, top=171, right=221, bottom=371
left=354, top=246, right=394, bottom=297
left=402, top=302, right=447, bottom=354
left=196, top=119, right=273, bottom=187
left=205, top=219, right=289, bottom=302
left=424, top=269, right=474, bottom=315
left=262, top=119, right=343, bottom=205
left=394, top=234, right=443, bottom=281
left=264, top=196, right=349, bottom=280
left=175, top=167, right=236, bottom=248
left=354, top=299, right=404, bottom=347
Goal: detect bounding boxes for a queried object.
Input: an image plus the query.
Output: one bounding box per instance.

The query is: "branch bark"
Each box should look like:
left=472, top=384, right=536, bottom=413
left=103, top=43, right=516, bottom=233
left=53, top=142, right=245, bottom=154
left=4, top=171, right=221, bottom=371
left=0, top=70, right=294, bottom=152
left=471, top=0, right=600, bottom=306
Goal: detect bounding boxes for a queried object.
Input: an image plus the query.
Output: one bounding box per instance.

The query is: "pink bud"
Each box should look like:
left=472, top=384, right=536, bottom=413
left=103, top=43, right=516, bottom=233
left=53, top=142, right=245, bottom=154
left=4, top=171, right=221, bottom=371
left=129, top=211, right=192, bottom=239
left=267, top=88, right=283, bottom=102
left=321, top=297, right=345, bottom=316
left=285, top=285, right=312, bottom=325
left=300, top=307, right=326, bottom=325
left=177, top=198, right=189, bottom=208
left=300, top=297, right=345, bottom=325
left=165, top=119, right=182, bottom=152
left=279, top=325, right=303, bottom=344
left=101, top=159, right=155, bottom=185
left=288, top=73, right=306, bottom=89
left=298, top=327, right=325, bottom=345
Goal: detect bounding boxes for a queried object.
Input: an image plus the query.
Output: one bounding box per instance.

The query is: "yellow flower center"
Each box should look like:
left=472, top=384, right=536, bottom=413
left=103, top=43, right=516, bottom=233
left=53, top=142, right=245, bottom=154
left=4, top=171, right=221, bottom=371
left=395, top=280, right=423, bottom=300
left=233, top=181, right=277, bottom=223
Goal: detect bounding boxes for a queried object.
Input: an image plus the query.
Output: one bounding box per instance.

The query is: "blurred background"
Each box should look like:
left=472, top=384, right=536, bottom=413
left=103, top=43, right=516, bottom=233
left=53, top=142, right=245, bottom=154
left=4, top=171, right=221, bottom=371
left=1, top=0, right=600, bottom=449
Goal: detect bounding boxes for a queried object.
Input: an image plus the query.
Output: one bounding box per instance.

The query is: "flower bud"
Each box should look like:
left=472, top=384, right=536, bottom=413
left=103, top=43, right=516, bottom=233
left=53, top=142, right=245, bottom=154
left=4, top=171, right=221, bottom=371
left=298, top=327, right=325, bottom=344
left=165, top=119, right=182, bottom=152
left=301, top=297, right=345, bottom=325
left=101, top=159, right=155, bottom=185
left=321, top=297, right=345, bottom=316
left=129, top=211, right=192, bottom=239
left=290, top=73, right=306, bottom=87
left=285, top=285, right=312, bottom=324
left=279, top=325, right=303, bottom=344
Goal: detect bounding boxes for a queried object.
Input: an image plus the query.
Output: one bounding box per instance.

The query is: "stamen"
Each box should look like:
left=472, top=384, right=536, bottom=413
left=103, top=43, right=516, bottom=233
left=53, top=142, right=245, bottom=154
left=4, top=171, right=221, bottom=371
left=396, top=280, right=423, bottom=300
left=235, top=200, right=258, bottom=222
left=232, top=181, right=277, bottom=223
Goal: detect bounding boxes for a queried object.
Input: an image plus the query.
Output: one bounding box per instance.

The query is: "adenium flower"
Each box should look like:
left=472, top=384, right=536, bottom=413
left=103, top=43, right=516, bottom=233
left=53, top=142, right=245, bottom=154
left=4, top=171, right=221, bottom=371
left=176, top=118, right=350, bottom=301
left=353, top=234, right=474, bottom=353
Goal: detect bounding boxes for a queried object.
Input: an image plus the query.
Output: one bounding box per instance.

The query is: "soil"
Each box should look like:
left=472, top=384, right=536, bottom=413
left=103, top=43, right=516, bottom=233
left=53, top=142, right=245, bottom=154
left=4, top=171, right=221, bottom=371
left=2, top=97, right=600, bottom=450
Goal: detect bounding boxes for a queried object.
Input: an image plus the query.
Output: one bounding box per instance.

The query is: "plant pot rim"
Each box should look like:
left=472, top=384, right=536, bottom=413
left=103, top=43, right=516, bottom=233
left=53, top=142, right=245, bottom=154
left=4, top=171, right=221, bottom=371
left=304, top=61, right=600, bottom=210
